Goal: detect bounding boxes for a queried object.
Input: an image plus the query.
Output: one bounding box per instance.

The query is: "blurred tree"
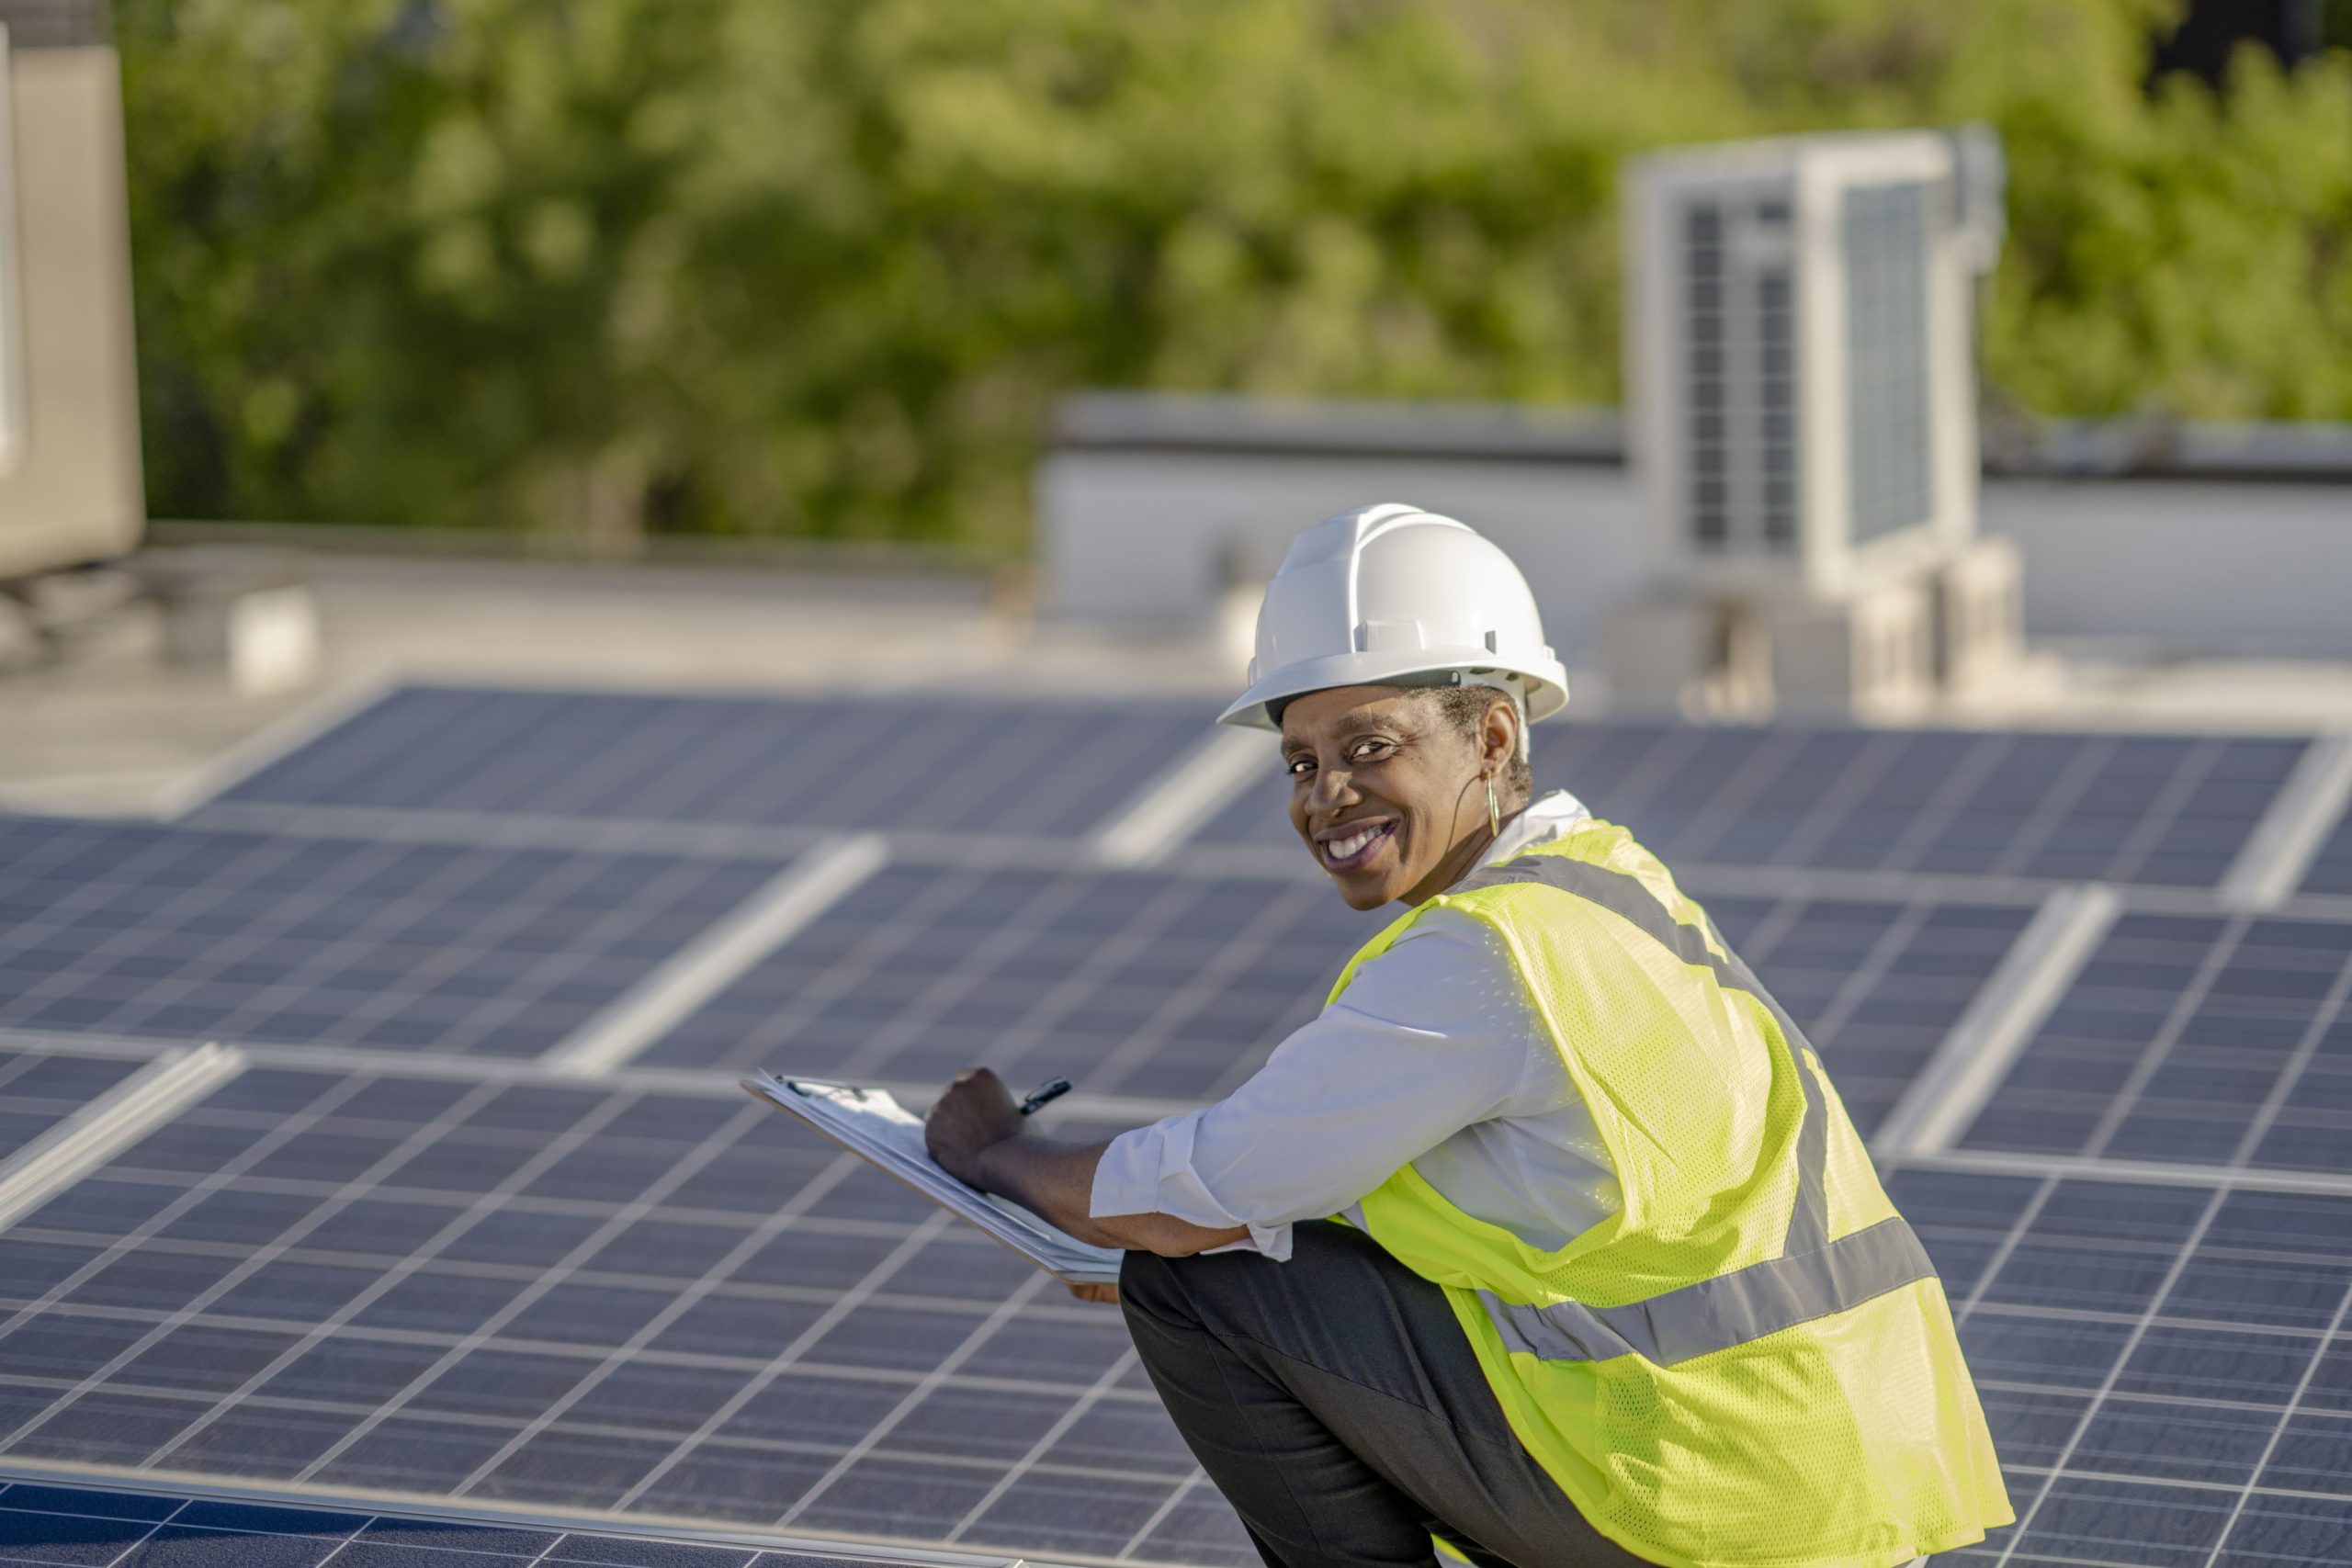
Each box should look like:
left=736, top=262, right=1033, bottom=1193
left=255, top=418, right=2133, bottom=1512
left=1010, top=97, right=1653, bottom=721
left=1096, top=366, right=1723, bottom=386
left=117, top=0, right=2352, bottom=547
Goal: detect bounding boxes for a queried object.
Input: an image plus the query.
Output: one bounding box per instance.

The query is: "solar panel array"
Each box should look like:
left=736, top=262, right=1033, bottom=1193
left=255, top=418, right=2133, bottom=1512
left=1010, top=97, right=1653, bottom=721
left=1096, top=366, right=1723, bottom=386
left=3, top=680, right=2345, bottom=1568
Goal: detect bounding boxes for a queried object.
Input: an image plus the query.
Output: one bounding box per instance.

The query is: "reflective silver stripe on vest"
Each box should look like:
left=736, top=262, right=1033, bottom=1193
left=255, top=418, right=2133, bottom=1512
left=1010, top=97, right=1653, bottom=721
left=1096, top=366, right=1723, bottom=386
left=1784, top=1036, right=1831, bottom=1257
left=1478, top=1215, right=1935, bottom=1368
left=1452, top=852, right=1927, bottom=1362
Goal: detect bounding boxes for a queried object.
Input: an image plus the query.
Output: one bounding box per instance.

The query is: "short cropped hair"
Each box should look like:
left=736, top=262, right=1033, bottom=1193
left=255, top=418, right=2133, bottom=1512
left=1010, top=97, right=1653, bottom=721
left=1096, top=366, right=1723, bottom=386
left=1421, top=685, right=1534, bottom=805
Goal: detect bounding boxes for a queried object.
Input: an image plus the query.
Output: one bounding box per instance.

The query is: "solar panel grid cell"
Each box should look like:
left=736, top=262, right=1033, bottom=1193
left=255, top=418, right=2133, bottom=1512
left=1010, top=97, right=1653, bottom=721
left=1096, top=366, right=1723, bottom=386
left=0, top=1068, right=1251, bottom=1565
left=212, top=687, right=1220, bottom=840
left=0, top=818, right=785, bottom=1057
left=1894, top=1168, right=2352, bottom=1567
left=1958, top=911, right=2352, bottom=1175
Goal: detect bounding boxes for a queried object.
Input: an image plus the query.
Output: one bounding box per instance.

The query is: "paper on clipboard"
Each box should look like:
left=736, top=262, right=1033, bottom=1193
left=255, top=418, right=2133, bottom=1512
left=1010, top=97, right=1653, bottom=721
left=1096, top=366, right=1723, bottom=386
left=741, top=1070, right=1125, bottom=1287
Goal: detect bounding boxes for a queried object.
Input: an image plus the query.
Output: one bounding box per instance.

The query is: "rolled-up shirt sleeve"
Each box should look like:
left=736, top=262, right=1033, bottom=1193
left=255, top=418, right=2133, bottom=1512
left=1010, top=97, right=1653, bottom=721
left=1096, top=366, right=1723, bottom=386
left=1089, top=916, right=1546, bottom=1261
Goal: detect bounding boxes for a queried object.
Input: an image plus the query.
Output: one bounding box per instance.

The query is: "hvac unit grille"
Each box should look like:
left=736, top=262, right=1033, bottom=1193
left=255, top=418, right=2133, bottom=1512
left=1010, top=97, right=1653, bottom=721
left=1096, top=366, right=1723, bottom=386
left=1683, top=204, right=1728, bottom=547
left=1843, top=180, right=1935, bottom=543
left=1681, top=197, right=1800, bottom=554
left=1755, top=212, right=1798, bottom=547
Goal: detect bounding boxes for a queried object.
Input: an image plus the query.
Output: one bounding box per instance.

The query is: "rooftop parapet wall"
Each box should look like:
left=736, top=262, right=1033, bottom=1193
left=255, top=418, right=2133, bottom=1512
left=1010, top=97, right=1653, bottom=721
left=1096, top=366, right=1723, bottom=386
left=1039, top=392, right=2352, bottom=661
left=1054, top=390, right=2352, bottom=482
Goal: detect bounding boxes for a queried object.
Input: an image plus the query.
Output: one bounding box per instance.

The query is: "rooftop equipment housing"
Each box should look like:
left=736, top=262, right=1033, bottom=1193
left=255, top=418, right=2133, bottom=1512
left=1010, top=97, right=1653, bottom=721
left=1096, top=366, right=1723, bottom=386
left=1626, top=130, right=1996, bottom=603
left=1615, top=129, right=2015, bottom=715
left=0, top=0, right=143, bottom=582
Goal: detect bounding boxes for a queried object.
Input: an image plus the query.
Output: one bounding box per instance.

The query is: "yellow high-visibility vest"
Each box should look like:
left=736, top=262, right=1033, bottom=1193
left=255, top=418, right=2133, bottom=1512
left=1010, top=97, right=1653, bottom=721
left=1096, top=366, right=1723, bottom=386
left=1331, top=820, right=2012, bottom=1568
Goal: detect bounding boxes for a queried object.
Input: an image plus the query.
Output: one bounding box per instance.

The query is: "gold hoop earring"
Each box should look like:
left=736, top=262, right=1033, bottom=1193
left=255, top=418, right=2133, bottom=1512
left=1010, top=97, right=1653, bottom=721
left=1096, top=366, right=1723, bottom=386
left=1487, top=774, right=1500, bottom=836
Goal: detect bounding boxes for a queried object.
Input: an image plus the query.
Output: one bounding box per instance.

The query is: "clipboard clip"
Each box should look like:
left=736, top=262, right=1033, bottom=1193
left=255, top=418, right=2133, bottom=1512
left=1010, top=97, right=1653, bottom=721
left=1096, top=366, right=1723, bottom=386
left=777, top=1074, right=865, bottom=1104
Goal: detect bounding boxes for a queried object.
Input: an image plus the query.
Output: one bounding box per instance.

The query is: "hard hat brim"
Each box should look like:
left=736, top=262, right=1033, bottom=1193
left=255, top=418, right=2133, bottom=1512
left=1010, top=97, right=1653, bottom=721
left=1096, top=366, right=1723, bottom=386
left=1217, top=649, right=1570, bottom=731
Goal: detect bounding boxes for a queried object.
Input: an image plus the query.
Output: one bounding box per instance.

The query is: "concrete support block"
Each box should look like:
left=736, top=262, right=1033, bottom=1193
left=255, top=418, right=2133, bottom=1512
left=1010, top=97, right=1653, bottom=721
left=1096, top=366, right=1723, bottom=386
left=1767, top=577, right=1936, bottom=720
left=1932, top=535, right=2026, bottom=693
left=1603, top=592, right=1716, bottom=712
left=135, top=547, right=322, bottom=695
left=1604, top=591, right=1773, bottom=716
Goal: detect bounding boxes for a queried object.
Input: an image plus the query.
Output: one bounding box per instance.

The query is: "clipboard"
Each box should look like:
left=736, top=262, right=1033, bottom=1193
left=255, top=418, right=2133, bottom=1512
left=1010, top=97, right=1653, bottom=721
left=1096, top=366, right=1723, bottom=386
left=741, top=1071, right=1125, bottom=1287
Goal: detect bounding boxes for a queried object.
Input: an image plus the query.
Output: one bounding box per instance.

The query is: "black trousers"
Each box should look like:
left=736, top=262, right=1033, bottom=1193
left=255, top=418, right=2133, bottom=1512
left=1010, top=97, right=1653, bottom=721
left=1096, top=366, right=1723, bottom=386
left=1120, top=1220, right=1655, bottom=1568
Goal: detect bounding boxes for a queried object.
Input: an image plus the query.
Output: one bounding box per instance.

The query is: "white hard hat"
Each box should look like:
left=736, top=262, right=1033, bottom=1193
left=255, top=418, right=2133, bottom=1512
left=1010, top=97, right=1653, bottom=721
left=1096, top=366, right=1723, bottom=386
left=1218, top=502, right=1569, bottom=731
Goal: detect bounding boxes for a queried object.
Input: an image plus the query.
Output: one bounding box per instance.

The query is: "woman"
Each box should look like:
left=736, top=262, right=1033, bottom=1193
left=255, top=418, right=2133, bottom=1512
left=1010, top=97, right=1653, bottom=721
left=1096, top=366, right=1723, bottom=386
left=926, top=504, right=2010, bottom=1568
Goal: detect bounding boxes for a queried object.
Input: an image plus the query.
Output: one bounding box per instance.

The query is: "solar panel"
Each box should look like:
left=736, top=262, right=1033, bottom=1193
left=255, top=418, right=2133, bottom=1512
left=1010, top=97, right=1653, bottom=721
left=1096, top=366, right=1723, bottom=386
left=0, top=1047, right=143, bottom=1159
left=637, top=863, right=1374, bottom=1100
left=0, top=1475, right=980, bottom=1566
left=1955, top=910, right=2352, bottom=1173
left=1894, top=1165, right=2352, bottom=1566
left=0, top=818, right=786, bottom=1057
left=203, top=686, right=1221, bottom=840
left=0, top=1066, right=1251, bottom=1566
left=1195, top=722, right=2308, bottom=889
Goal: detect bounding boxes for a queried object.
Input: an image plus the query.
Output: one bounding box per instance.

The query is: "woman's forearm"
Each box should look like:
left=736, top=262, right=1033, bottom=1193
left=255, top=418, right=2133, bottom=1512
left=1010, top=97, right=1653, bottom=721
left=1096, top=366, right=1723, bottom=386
left=975, top=1134, right=1249, bottom=1257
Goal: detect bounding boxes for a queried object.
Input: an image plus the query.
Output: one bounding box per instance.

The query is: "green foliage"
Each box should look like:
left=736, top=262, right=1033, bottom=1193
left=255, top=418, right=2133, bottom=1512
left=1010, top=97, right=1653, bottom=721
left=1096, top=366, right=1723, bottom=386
left=117, top=0, right=2352, bottom=546
left=1984, top=42, right=2352, bottom=419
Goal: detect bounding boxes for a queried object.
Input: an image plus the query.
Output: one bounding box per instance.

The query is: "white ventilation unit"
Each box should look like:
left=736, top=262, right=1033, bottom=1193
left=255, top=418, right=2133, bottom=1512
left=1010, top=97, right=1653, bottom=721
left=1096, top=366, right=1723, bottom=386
left=0, top=2, right=145, bottom=581
left=1626, top=131, right=1994, bottom=601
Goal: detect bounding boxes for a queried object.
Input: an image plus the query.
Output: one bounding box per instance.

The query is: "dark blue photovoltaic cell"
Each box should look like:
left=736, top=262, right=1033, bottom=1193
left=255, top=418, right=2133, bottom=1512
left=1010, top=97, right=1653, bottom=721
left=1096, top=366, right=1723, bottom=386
left=2300, top=802, right=2352, bottom=898
left=1892, top=1168, right=2352, bottom=1567
left=0, top=818, right=784, bottom=1057
left=0, top=1477, right=956, bottom=1566
left=1955, top=912, right=2352, bottom=1174
left=0, top=1049, right=142, bottom=1160
left=207, top=685, right=1226, bottom=840
left=0, top=1066, right=1248, bottom=1566
left=1197, top=722, right=2307, bottom=888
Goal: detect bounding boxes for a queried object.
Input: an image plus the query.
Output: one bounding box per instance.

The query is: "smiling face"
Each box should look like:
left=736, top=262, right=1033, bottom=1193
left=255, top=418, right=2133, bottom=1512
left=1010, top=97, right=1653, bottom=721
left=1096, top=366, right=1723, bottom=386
left=1279, top=683, right=1519, bottom=910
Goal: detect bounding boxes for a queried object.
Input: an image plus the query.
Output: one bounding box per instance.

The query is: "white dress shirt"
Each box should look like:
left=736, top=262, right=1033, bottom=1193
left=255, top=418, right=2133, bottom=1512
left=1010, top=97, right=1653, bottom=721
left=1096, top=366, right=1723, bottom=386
left=1091, top=791, right=1621, bottom=1261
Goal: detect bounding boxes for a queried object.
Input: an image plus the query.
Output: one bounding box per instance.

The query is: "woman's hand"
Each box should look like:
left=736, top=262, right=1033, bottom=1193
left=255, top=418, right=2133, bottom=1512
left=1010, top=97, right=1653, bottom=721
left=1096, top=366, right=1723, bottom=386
left=1068, top=1281, right=1121, bottom=1305
left=924, top=1067, right=1025, bottom=1189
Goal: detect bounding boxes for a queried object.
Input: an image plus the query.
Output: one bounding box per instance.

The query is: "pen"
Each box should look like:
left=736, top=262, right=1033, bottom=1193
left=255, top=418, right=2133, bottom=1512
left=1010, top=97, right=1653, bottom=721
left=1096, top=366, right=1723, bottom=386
left=1018, top=1077, right=1073, bottom=1116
